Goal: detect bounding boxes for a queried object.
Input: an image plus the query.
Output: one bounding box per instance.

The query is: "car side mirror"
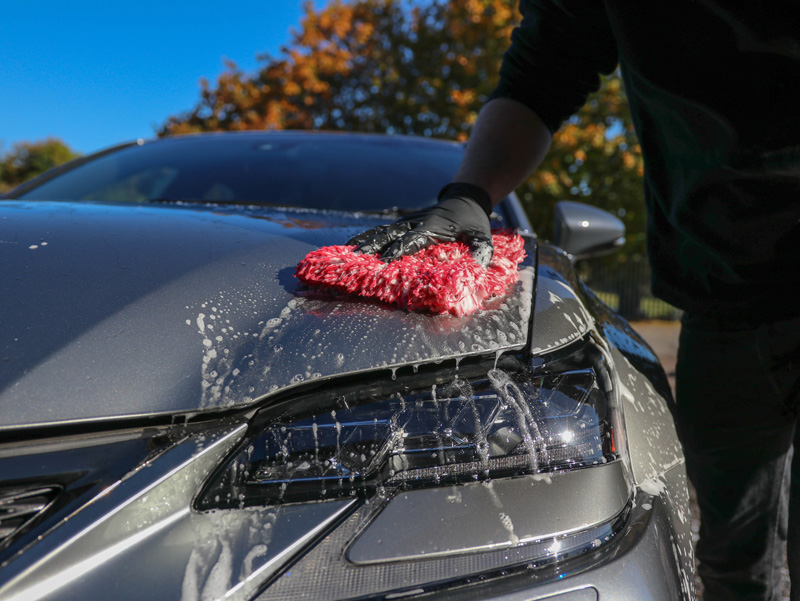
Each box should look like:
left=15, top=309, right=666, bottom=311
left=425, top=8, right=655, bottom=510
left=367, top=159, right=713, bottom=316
left=553, top=200, right=625, bottom=261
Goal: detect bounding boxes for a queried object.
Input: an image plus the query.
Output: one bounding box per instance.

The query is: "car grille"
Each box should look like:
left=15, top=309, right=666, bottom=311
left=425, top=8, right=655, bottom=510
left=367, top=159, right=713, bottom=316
left=0, top=485, right=60, bottom=548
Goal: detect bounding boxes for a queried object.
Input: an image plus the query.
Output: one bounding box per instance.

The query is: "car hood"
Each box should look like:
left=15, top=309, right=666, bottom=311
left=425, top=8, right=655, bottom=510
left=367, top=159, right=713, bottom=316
left=0, top=201, right=536, bottom=430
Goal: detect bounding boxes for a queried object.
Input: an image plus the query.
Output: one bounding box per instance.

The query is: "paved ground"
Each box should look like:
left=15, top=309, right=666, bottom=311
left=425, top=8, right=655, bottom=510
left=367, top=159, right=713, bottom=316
left=630, top=320, right=679, bottom=395
left=629, top=320, right=791, bottom=600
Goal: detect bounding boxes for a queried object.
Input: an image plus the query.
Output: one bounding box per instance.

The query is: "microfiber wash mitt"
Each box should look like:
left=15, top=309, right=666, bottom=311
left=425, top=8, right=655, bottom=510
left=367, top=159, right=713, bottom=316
left=295, top=230, right=526, bottom=316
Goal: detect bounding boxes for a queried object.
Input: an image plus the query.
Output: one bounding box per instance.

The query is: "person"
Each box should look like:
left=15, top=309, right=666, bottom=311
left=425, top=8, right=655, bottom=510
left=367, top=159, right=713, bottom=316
left=348, top=2, right=800, bottom=600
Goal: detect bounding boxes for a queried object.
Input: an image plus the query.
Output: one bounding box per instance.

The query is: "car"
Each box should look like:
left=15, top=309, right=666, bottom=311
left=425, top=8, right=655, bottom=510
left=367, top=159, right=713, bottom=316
left=0, top=131, right=694, bottom=601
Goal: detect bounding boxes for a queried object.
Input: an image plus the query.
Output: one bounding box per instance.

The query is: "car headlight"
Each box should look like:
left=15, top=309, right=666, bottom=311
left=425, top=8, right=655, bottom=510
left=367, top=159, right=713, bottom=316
left=195, top=336, right=631, bottom=600
left=199, top=335, right=627, bottom=507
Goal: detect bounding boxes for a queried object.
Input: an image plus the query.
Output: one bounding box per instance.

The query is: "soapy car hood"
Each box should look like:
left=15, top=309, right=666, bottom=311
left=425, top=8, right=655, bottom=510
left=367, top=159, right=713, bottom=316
left=0, top=200, right=535, bottom=430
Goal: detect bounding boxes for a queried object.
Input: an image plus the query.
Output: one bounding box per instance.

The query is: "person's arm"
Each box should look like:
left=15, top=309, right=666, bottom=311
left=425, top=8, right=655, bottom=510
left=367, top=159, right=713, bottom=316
left=452, top=97, right=553, bottom=206
left=348, top=101, right=551, bottom=267
left=350, top=0, right=617, bottom=265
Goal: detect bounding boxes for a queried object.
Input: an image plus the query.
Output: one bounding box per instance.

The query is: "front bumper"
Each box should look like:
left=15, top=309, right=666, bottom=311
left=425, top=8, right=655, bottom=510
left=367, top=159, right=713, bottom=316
left=417, top=464, right=694, bottom=601
left=0, top=425, right=692, bottom=601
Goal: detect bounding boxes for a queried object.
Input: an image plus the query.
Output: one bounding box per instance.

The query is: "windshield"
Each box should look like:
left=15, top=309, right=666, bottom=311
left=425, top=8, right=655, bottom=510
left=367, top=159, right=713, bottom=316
left=11, top=133, right=464, bottom=213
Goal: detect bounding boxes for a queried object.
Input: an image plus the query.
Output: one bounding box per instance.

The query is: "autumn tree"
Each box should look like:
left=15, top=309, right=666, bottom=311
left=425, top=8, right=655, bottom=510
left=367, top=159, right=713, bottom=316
left=0, top=138, right=81, bottom=193
left=161, top=0, right=645, bottom=254
left=160, top=0, right=514, bottom=138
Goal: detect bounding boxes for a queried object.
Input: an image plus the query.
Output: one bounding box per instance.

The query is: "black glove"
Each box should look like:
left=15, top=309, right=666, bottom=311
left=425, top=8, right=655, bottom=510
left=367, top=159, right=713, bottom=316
left=347, top=182, right=494, bottom=267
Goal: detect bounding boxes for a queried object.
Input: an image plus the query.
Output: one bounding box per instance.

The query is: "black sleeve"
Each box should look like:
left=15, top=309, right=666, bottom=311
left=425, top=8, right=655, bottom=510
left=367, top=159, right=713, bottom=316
left=490, top=0, right=619, bottom=133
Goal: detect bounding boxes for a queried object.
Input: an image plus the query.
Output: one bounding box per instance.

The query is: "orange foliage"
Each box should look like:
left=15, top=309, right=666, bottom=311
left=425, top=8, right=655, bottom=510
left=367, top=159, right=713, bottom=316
left=161, top=0, right=519, bottom=139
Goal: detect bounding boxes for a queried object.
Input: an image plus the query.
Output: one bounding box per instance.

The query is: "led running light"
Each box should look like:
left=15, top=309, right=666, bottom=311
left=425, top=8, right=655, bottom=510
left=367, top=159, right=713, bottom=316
left=199, top=352, right=618, bottom=509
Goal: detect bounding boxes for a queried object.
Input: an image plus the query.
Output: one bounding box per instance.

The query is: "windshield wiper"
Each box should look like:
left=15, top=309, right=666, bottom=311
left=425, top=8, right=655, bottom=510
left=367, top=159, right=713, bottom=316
left=147, top=198, right=424, bottom=216
left=146, top=199, right=433, bottom=218
left=148, top=198, right=247, bottom=205
left=356, top=207, right=421, bottom=217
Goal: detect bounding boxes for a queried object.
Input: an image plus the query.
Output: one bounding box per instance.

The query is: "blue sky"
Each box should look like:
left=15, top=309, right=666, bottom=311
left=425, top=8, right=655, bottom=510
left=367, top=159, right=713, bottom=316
left=1, top=1, right=311, bottom=155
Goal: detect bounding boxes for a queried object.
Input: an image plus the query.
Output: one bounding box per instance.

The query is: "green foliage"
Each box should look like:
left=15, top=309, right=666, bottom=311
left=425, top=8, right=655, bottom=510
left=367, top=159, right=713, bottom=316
left=0, top=138, right=81, bottom=193
left=161, top=0, right=646, bottom=257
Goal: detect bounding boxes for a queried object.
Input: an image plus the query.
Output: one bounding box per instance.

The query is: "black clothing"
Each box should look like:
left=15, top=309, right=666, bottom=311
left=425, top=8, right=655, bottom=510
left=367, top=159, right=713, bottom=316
left=676, top=312, right=800, bottom=600
left=492, top=0, right=800, bottom=321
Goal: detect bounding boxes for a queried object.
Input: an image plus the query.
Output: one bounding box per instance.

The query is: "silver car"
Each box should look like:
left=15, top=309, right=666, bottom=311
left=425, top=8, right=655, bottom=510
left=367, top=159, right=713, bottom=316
left=0, top=132, right=693, bottom=601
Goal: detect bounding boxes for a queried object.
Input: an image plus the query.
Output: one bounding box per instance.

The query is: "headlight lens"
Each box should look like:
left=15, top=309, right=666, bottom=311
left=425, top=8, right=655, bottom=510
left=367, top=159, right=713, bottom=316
left=199, top=339, right=624, bottom=509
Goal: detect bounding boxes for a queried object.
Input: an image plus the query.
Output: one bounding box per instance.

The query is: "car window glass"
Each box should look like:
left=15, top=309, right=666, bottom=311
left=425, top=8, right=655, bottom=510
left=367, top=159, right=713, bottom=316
left=82, top=167, right=178, bottom=204
left=15, top=135, right=464, bottom=212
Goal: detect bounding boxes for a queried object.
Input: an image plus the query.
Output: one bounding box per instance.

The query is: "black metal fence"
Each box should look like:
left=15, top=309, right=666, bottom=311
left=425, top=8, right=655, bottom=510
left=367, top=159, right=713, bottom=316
left=576, top=256, right=682, bottom=321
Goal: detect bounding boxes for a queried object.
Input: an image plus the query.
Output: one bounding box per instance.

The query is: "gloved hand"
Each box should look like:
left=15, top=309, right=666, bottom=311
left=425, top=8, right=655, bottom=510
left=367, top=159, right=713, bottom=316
left=347, top=182, right=495, bottom=267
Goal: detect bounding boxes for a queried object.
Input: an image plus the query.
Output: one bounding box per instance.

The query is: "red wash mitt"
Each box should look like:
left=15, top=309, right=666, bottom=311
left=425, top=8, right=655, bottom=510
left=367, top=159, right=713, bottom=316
left=295, top=230, right=526, bottom=316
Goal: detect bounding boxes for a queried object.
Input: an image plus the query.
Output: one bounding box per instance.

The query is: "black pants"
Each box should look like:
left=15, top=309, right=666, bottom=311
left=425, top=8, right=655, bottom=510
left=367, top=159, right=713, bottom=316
left=676, top=313, right=800, bottom=601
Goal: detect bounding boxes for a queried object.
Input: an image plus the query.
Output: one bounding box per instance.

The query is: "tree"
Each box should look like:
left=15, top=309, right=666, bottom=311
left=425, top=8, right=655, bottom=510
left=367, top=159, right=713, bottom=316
left=160, top=0, right=515, bottom=139
left=160, top=0, right=645, bottom=254
left=0, top=138, right=81, bottom=193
